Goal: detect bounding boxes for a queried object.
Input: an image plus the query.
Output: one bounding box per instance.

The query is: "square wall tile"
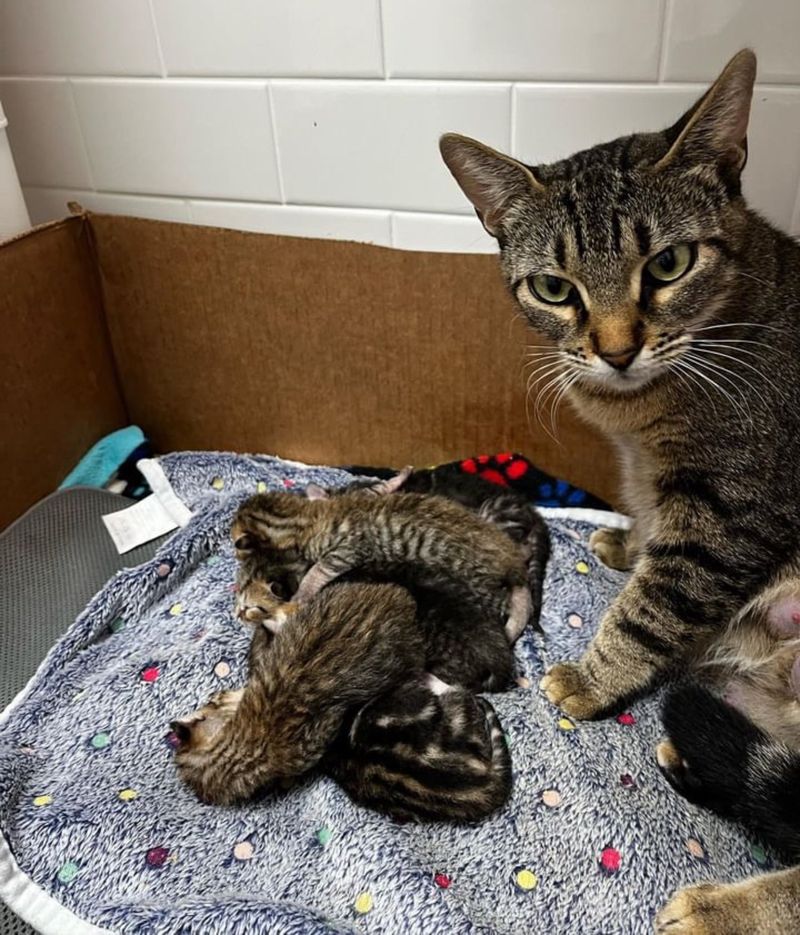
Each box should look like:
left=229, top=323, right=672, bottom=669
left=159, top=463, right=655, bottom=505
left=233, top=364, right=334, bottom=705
left=71, top=80, right=280, bottom=201
left=153, top=0, right=382, bottom=77
left=383, top=0, right=663, bottom=80
left=272, top=80, right=510, bottom=213
left=188, top=201, right=391, bottom=244
left=0, top=79, right=93, bottom=187
left=391, top=212, right=497, bottom=253
left=0, top=0, right=161, bottom=76
left=514, top=84, right=800, bottom=231
left=664, top=0, right=800, bottom=83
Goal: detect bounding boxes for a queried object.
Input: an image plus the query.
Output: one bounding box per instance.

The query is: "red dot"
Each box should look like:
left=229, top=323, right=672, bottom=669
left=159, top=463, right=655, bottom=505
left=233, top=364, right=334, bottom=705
left=506, top=459, right=529, bottom=480
left=282, top=478, right=295, bottom=488
left=600, top=847, right=621, bottom=874
left=616, top=712, right=636, bottom=726
left=477, top=454, right=490, bottom=464
left=145, top=846, right=169, bottom=868
left=496, top=452, right=512, bottom=464
left=434, top=872, right=451, bottom=889
left=461, top=459, right=477, bottom=474
left=141, top=666, right=159, bottom=683
left=480, top=469, right=508, bottom=487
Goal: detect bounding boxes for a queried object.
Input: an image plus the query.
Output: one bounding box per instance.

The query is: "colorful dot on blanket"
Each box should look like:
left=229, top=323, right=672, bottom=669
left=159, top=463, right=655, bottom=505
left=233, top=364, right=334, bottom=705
left=434, top=872, right=451, bottom=889
left=599, top=847, right=621, bottom=875
left=686, top=838, right=705, bottom=859
left=558, top=717, right=576, bottom=732
left=56, top=861, right=80, bottom=885
left=316, top=827, right=332, bottom=846
left=567, top=613, right=583, bottom=629
left=33, top=794, right=52, bottom=807
left=140, top=664, right=160, bottom=683
left=616, top=712, right=636, bottom=726
left=282, top=478, right=295, bottom=488
left=205, top=555, right=221, bottom=566
left=157, top=562, right=173, bottom=578
left=514, top=867, right=538, bottom=892
left=118, top=789, right=138, bottom=802
left=751, top=844, right=768, bottom=866
left=109, top=616, right=126, bottom=633
left=620, top=773, right=637, bottom=790
left=169, top=602, right=183, bottom=616
left=566, top=528, right=582, bottom=541
left=214, top=660, right=231, bottom=678
left=256, top=481, right=267, bottom=493
left=506, top=459, right=528, bottom=480
left=354, top=891, right=373, bottom=914
left=461, top=458, right=477, bottom=474
left=233, top=841, right=255, bottom=861
left=145, top=847, right=170, bottom=868
left=211, top=477, right=225, bottom=491
left=575, top=560, right=590, bottom=575
left=72, top=689, right=85, bottom=702
left=90, top=732, right=111, bottom=750
left=516, top=676, right=531, bottom=689
left=542, top=789, right=562, bottom=808
left=479, top=468, right=508, bottom=487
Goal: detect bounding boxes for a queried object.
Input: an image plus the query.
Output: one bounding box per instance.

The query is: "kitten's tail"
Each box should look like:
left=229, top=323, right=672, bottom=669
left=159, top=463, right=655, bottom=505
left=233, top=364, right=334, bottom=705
left=478, top=697, right=513, bottom=786
left=660, top=683, right=800, bottom=858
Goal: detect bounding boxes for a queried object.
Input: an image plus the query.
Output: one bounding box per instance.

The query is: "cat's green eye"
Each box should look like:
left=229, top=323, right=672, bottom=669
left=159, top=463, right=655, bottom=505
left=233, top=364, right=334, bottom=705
left=529, top=274, right=573, bottom=305
left=645, top=244, right=695, bottom=284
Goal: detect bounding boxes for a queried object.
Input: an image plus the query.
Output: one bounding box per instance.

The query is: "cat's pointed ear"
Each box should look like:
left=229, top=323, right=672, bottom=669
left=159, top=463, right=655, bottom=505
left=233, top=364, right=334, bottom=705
left=440, top=133, right=545, bottom=238
left=655, top=49, right=756, bottom=176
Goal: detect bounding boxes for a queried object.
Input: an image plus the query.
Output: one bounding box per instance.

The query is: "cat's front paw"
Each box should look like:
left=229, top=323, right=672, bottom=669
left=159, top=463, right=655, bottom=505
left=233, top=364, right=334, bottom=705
left=656, top=881, right=755, bottom=934
left=589, top=527, right=632, bottom=571
left=539, top=662, right=604, bottom=719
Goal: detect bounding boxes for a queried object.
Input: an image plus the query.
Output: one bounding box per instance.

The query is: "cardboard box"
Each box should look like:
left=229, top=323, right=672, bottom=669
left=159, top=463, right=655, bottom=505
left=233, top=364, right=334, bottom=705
left=1, top=212, right=616, bottom=527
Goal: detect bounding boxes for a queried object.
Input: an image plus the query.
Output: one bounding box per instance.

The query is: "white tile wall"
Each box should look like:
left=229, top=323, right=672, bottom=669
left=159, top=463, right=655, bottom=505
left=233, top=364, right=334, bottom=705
left=2, top=2, right=800, bottom=247
left=383, top=0, right=664, bottom=81
left=153, top=0, right=383, bottom=78
left=271, top=81, right=510, bottom=212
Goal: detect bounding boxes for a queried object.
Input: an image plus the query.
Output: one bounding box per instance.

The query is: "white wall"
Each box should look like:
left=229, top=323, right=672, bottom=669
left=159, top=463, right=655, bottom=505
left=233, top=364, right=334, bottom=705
left=1, top=0, right=799, bottom=252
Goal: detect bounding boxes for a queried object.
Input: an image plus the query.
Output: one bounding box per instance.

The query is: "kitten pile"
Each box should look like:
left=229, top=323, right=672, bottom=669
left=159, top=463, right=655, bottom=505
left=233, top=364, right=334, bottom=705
left=172, top=468, right=550, bottom=822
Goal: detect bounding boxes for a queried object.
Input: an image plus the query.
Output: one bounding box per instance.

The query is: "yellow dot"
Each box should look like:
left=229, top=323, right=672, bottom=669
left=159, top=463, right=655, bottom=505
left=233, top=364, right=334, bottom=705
left=211, top=477, right=224, bottom=490
left=558, top=717, right=576, bottom=732
left=354, top=892, right=373, bottom=914
left=33, top=794, right=52, bottom=807
left=169, top=602, right=183, bottom=616
left=515, top=868, right=538, bottom=891
left=118, top=789, right=138, bottom=802
left=575, top=560, right=590, bottom=575
left=686, top=838, right=704, bottom=859
left=256, top=481, right=267, bottom=493
left=516, top=676, right=531, bottom=689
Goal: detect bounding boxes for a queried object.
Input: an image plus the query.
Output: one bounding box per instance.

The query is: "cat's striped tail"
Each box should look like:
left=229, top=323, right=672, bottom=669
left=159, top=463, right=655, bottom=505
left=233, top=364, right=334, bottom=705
left=659, top=683, right=800, bottom=859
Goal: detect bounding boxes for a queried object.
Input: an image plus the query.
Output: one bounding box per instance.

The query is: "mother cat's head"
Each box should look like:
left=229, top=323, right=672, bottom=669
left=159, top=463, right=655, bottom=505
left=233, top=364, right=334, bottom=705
left=441, top=50, right=758, bottom=397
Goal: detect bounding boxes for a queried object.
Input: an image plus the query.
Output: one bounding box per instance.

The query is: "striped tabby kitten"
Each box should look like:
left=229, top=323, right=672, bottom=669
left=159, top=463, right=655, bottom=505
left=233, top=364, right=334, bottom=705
left=324, top=673, right=511, bottom=823
left=172, top=582, right=424, bottom=804
left=441, top=48, right=800, bottom=931
left=232, top=490, right=533, bottom=643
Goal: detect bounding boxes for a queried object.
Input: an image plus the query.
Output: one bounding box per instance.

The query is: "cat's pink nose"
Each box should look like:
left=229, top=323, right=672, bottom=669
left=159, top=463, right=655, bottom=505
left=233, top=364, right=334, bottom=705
left=599, top=346, right=639, bottom=371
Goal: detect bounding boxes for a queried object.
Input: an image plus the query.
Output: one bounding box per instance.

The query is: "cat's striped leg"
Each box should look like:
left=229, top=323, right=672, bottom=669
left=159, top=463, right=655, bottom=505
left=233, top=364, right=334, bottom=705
left=294, top=558, right=351, bottom=602
left=505, top=584, right=533, bottom=643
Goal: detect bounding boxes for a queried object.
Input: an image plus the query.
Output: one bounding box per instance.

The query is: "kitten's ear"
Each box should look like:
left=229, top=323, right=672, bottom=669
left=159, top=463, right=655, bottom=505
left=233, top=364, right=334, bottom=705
left=305, top=483, right=329, bottom=500
left=439, top=133, right=545, bottom=237
left=169, top=720, right=192, bottom=747
left=656, top=49, right=756, bottom=176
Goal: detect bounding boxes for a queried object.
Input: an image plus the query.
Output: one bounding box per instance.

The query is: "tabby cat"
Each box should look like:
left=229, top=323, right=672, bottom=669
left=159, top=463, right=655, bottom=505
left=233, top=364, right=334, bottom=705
left=172, top=582, right=424, bottom=804
left=232, top=489, right=533, bottom=643
left=440, top=47, right=800, bottom=932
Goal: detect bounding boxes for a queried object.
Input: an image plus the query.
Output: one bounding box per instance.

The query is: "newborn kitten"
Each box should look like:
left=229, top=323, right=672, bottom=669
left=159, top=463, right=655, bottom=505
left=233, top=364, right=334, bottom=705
left=172, top=582, right=424, bottom=804
left=323, top=673, right=512, bottom=823
left=232, top=491, right=532, bottom=643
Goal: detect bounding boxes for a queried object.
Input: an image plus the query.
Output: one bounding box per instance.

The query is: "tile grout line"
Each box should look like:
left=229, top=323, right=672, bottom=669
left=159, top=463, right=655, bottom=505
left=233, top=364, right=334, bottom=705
left=146, top=0, right=168, bottom=78
left=509, top=83, right=517, bottom=157
left=377, top=0, right=388, bottom=80
left=266, top=83, right=286, bottom=205
left=65, top=79, right=98, bottom=194
left=656, top=0, right=672, bottom=83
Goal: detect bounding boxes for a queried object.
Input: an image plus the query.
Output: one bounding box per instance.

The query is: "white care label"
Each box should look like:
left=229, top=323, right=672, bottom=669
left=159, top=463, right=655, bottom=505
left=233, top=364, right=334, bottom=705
left=102, top=494, right=180, bottom=554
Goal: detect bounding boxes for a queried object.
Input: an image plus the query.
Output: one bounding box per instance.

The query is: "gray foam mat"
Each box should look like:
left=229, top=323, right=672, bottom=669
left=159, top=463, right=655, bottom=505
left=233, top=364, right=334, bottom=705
left=1, top=487, right=168, bottom=934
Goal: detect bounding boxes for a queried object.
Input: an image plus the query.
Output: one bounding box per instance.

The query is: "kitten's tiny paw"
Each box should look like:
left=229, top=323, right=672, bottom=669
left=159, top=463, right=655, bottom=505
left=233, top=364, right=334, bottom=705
left=656, top=881, right=751, bottom=934
left=539, top=662, right=603, bottom=719
left=588, top=527, right=631, bottom=571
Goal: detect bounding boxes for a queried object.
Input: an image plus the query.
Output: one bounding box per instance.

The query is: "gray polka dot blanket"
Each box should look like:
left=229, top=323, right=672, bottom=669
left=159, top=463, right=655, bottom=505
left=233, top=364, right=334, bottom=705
left=0, top=453, right=775, bottom=934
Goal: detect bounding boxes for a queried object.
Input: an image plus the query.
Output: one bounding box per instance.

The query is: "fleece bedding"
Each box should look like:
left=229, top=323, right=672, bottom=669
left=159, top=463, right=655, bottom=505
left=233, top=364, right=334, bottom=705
left=0, top=453, right=777, bottom=935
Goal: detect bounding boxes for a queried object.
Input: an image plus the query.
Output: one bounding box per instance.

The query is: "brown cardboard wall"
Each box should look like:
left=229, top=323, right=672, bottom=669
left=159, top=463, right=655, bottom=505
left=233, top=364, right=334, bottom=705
left=1, top=219, right=127, bottom=526
left=89, top=215, right=617, bottom=503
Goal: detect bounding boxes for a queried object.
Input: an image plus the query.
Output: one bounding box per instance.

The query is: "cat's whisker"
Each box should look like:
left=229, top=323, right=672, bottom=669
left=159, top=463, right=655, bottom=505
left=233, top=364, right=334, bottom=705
left=549, top=368, right=581, bottom=438
left=681, top=352, right=754, bottom=425
left=667, top=358, right=722, bottom=419
left=690, top=340, right=770, bottom=360
left=691, top=321, right=781, bottom=334
left=688, top=346, right=784, bottom=396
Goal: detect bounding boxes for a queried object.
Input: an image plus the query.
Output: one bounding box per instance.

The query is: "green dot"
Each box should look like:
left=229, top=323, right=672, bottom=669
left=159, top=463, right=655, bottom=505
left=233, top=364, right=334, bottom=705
left=751, top=844, right=767, bottom=865
left=206, top=555, right=221, bottom=566
left=316, top=827, right=332, bottom=846
left=90, top=732, right=111, bottom=749
left=57, top=861, right=80, bottom=885
left=109, top=617, right=125, bottom=633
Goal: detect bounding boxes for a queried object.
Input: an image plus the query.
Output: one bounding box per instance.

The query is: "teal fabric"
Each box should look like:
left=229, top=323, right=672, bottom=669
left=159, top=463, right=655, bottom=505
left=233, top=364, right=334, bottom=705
left=60, top=426, right=145, bottom=490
